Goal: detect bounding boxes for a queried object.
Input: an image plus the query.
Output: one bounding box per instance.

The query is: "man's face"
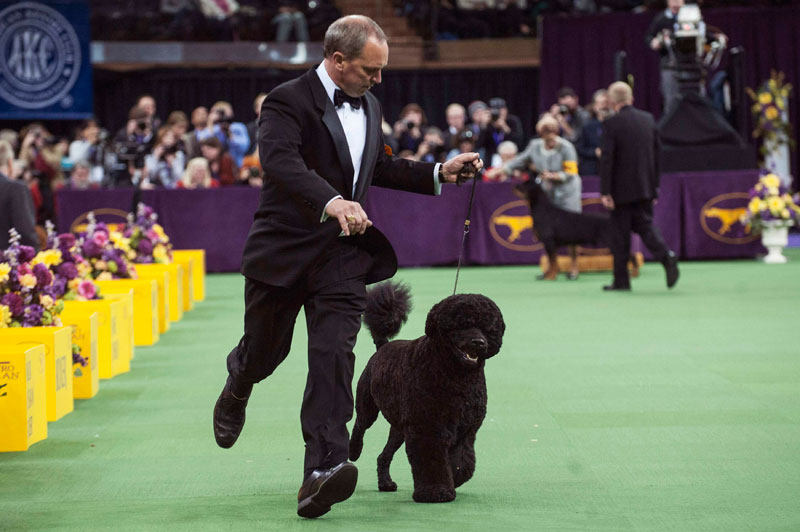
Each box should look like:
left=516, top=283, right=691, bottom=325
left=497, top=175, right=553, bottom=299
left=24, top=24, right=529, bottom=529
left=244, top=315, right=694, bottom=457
left=139, top=97, right=156, bottom=117
left=201, top=145, right=219, bottom=160
left=72, top=167, right=90, bottom=188
left=192, top=107, right=208, bottom=129
left=446, top=109, right=465, bottom=129
left=558, top=95, right=577, bottom=110
left=668, top=0, right=684, bottom=13
left=595, top=94, right=609, bottom=112
left=334, top=36, right=388, bottom=97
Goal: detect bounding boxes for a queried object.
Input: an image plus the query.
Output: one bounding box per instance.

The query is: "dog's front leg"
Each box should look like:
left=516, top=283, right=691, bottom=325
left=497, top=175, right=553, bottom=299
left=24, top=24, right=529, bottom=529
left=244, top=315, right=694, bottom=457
left=405, top=430, right=456, bottom=503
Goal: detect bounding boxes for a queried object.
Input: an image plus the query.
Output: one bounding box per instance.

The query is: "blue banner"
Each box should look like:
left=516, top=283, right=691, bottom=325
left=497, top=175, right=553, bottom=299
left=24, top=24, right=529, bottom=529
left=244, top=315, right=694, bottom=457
left=0, top=0, right=92, bottom=119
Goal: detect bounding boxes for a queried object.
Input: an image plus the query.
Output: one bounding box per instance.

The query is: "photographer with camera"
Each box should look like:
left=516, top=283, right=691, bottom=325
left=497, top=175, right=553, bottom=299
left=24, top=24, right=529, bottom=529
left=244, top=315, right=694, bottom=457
left=549, top=87, right=591, bottom=145
left=414, top=127, right=448, bottom=164
left=68, top=119, right=107, bottom=186
left=391, top=103, right=427, bottom=153
left=110, top=106, right=154, bottom=187
left=478, top=97, right=524, bottom=166
left=142, top=126, right=187, bottom=189
left=19, top=123, right=65, bottom=222
left=646, top=0, right=685, bottom=110
left=196, top=101, right=250, bottom=168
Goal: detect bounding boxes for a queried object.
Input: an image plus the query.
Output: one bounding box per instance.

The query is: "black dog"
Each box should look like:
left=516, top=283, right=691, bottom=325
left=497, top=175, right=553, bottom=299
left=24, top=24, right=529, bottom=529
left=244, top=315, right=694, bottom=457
left=514, top=178, right=611, bottom=280
left=349, top=282, right=505, bottom=503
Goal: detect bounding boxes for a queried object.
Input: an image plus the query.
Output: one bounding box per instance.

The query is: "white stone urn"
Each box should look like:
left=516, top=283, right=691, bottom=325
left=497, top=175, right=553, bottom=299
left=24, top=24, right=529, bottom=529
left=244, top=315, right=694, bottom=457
left=761, top=220, right=791, bottom=264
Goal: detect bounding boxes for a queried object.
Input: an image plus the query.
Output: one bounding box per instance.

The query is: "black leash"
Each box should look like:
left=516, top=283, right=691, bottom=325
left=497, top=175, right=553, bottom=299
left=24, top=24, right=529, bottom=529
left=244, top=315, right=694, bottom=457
left=453, top=161, right=479, bottom=295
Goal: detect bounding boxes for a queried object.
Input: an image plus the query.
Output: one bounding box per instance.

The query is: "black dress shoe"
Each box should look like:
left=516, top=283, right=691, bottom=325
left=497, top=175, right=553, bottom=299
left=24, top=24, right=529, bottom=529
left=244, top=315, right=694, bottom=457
left=603, top=284, right=631, bottom=291
left=297, top=462, right=358, bottom=519
left=213, top=377, right=249, bottom=449
left=664, top=254, right=679, bottom=289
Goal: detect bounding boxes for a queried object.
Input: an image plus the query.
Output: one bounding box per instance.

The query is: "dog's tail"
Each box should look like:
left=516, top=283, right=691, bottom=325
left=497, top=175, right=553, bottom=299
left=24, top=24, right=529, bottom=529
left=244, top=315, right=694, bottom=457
left=363, top=281, right=412, bottom=349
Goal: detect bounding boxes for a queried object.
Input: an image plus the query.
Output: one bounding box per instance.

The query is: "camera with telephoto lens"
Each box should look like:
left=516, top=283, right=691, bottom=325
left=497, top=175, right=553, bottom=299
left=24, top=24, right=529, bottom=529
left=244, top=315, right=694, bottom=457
left=115, top=140, right=148, bottom=169
left=558, top=104, right=570, bottom=115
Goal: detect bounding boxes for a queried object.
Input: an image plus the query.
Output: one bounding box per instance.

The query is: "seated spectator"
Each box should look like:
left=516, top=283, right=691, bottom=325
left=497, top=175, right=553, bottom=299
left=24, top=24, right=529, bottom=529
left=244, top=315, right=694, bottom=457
left=392, top=103, right=427, bottom=153
left=442, top=103, right=467, bottom=151
left=549, top=87, right=591, bottom=144
left=179, top=157, right=220, bottom=189
left=483, top=140, right=529, bottom=182
left=114, top=105, right=154, bottom=148
left=184, top=106, right=209, bottom=159
left=576, top=89, right=610, bottom=175
left=446, top=129, right=478, bottom=161
left=137, top=94, right=162, bottom=131
left=467, top=100, right=491, bottom=137
left=63, top=161, right=98, bottom=190
left=68, top=119, right=105, bottom=186
left=246, top=93, right=268, bottom=156
left=143, top=126, right=186, bottom=189
left=272, top=0, right=309, bottom=42
left=196, top=101, right=250, bottom=167
left=478, top=97, right=525, bottom=162
left=166, top=111, right=190, bottom=146
left=415, top=127, right=448, bottom=163
left=200, top=136, right=238, bottom=185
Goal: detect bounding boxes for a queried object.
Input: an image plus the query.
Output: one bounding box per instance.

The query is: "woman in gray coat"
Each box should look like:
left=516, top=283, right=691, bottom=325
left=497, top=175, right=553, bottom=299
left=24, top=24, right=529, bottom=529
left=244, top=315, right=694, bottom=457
left=487, top=114, right=583, bottom=279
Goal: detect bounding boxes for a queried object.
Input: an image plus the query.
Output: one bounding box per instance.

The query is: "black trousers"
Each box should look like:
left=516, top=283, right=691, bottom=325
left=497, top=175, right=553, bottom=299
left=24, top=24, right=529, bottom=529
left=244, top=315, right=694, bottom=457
left=610, top=200, right=670, bottom=288
left=227, top=239, right=372, bottom=481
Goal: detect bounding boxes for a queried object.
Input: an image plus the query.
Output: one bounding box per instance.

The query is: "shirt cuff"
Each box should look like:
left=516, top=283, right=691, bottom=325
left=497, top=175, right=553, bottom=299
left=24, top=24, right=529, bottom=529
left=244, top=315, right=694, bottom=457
left=321, top=195, right=342, bottom=222
left=433, top=163, right=442, bottom=196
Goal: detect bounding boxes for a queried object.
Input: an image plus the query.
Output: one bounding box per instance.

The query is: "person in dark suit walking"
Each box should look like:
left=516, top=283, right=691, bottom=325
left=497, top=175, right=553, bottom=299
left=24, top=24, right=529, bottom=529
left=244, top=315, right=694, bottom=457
left=212, top=15, right=483, bottom=518
left=0, top=140, right=38, bottom=251
left=600, top=82, right=678, bottom=292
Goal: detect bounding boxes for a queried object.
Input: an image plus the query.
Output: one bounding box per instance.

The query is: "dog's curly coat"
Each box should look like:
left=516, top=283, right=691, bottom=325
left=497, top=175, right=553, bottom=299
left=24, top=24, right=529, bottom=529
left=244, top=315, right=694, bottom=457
left=349, top=282, right=505, bottom=503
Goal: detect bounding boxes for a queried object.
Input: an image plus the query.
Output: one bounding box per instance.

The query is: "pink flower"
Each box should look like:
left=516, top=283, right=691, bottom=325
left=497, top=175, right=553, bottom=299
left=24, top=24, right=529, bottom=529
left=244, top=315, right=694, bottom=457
left=146, top=229, right=159, bottom=242
left=77, top=280, right=97, bottom=300
left=93, top=231, right=109, bottom=246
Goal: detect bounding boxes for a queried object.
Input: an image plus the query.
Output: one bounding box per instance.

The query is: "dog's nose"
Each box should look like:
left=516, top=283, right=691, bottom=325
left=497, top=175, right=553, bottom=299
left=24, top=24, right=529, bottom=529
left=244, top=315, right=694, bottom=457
left=471, top=338, right=487, bottom=349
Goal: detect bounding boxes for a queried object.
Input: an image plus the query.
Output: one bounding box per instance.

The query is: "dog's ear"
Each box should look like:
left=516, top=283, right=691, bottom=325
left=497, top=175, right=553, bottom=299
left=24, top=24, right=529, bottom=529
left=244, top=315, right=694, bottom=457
left=482, top=301, right=506, bottom=359
left=424, top=300, right=443, bottom=338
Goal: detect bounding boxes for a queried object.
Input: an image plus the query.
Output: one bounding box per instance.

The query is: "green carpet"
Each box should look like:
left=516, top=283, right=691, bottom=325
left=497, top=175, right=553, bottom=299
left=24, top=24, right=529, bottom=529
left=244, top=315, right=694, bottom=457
left=3, top=252, right=800, bottom=531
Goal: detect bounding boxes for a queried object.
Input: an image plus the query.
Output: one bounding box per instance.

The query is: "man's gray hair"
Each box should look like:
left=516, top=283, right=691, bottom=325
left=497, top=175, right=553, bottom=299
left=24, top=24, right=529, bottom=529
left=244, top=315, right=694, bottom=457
left=0, top=139, right=14, bottom=169
left=323, top=15, right=387, bottom=60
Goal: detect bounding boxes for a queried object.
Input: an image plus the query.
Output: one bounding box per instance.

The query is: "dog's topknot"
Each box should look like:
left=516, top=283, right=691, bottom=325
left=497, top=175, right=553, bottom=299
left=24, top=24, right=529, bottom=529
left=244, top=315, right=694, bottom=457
left=363, top=281, right=413, bottom=348
left=424, top=294, right=505, bottom=358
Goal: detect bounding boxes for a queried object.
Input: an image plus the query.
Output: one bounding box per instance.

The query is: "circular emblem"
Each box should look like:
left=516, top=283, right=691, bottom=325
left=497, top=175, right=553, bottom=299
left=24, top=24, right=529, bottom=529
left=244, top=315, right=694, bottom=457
left=489, top=200, right=541, bottom=252
left=0, top=2, right=81, bottom=109
left=700, top=192, right=759, bottom=245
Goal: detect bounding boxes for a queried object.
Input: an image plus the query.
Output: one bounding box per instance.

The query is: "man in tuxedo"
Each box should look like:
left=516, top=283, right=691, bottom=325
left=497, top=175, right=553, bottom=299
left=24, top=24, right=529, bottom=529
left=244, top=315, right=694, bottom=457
left=212, top=15, right=482, bottom=518
left=600, top=82, right=678, bottom=292
left=0, top=140, right=38, bottom=251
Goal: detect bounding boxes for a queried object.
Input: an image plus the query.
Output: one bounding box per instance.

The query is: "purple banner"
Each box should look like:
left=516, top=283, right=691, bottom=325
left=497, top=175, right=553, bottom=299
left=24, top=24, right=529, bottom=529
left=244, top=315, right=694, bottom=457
left=54, top=170, right=761, bottom=272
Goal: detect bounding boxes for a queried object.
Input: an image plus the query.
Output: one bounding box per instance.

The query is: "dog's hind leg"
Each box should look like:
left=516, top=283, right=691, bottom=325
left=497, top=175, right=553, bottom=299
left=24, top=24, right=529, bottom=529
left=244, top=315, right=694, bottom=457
left=377, top=425, right=404, bottom=492
left=349, top=365, right=379, bottom=461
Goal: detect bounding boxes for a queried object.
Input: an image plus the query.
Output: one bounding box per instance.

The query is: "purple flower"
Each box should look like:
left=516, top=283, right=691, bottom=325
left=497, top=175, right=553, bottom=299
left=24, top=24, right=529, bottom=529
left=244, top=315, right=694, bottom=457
left=58, top=233, right=76, bottom=249
left=18, top=245, right=36, bottom=263
left=32, top=263, right=53, bottom=288
left=57, top=262, right=79, bottom=280
left=1, top=293, right=24, bottom=317
left=23, top=304, right=44, bottom=327
left=82, top=239, right=102, bottom=258
left=138, top=239, right=153, bottom=255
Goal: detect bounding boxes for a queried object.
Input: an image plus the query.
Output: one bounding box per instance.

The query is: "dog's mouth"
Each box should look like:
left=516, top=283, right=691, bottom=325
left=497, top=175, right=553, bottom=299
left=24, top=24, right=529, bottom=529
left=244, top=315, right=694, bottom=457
left=457, top=348, right=481, bottom=365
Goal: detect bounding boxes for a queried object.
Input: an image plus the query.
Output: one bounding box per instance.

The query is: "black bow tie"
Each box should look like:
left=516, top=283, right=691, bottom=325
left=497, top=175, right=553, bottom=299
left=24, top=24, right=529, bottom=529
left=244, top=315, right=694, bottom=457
left=334, top=89, right=362, bottom=110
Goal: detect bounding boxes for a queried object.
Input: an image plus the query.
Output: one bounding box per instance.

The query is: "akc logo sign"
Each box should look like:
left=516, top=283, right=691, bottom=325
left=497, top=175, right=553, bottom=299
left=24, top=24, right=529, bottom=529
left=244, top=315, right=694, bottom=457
left=489, top=200, right=541, bottom=252
left=0, top=2, right=82, bottom=109
left=700, top=192, right=758, bottom=245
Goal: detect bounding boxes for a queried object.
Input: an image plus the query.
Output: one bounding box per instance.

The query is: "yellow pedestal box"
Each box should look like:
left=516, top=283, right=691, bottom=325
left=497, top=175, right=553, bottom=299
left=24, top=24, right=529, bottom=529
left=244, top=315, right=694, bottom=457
left=97, top=291, right=134, bottom=364
left=136, top=263, right=183, bottom=323
left=133, top=268, right=170, bottom=334
left=0, top=345, right=48, bottom=452
left=171, top=254, right=195, bottom=312
left=0, top=327, right=73, bottom=422
left=96, top=279, right=159, bottom=346
left=0, top=345, right=47, bottom=451
left=173, top=249, right=205, bottom=302
left=58, top=311, right=100, bottom=399
left=62, top=300, right=125, bottom=380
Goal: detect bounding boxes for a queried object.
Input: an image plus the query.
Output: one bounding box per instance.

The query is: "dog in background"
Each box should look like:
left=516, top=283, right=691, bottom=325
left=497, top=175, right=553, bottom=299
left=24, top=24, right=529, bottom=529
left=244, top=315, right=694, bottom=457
left=514, top=177, right=613, bottom=280
left=349, top=282, right=505, bottom=503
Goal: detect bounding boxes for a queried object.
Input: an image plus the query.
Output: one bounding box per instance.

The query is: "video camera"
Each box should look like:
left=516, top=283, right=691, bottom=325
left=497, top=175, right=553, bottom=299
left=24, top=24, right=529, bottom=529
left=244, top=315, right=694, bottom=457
left=668, top=5, right=726, bottom=92
left=115, top=140, right=148, bottom=169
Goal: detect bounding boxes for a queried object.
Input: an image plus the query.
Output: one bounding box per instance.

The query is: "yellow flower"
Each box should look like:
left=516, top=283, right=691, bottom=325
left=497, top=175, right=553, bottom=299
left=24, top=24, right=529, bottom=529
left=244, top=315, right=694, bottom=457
left=0, top=304, right=11, bottom=327
left=767, top=186, right=780, bottom=196
left=31, top=249, right=62, bottom=267
left=127, top=250, right=137, bottom=261
left=20, top=274, right=36, bottom=288
left=762, top=174, right=781, bottom=188
left=749, top=197, right=763, bottom=214
left=97, top=271, right=113, bottom=281
left=110, top=231, right=131, bottom=252
left=765, top=106, right=779, bottom=120
left=40, top=295, right=55, bottom=310
left=758, top=92, right=773, bottom=105
left=0, top=262, right=10, bottom=283
left=153, top=224, right=169, bottom=242
left=77, top=261, right=91, bottom=279
left=781, top=209, right=790, bottom=219
left=768, top=196, right=785, bottom=214
left=68, top=278, right=81, bottom=292
left=153, top=245, right=168, bottom=262
left=95, top=260, right=107, bottom=271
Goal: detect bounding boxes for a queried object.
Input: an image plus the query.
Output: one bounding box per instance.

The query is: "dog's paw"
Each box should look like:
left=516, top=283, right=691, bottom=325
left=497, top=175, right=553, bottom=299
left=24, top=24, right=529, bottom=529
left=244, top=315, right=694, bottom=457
left=412, top=486, right=456, bottom=503
left=349, top=439, right=363, bottom=461
left=378, top=480, right=397, bottom=492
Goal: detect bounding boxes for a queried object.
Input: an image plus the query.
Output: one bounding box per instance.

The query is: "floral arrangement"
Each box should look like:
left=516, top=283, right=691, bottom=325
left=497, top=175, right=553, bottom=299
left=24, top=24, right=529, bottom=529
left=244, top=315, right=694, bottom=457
left=78, top=213, right=138, bottom=281
left=741, top=172, right=800, bottom=232
left=124, top=203, right=172, bottom=264
left=1, top=229, right=65, bottom=329
left=746, top=71, right=795, bottom=157
left=41, top=222, right=103, bottom=302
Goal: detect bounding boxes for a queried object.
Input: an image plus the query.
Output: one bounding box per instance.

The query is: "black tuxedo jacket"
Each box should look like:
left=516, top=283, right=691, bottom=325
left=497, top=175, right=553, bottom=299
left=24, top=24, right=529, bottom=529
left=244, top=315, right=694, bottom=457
left=241, top=68, right=437, bottom=288
left=0, top=173, right=38, bottom=251
left=599, top=105, right=661, bottom=206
